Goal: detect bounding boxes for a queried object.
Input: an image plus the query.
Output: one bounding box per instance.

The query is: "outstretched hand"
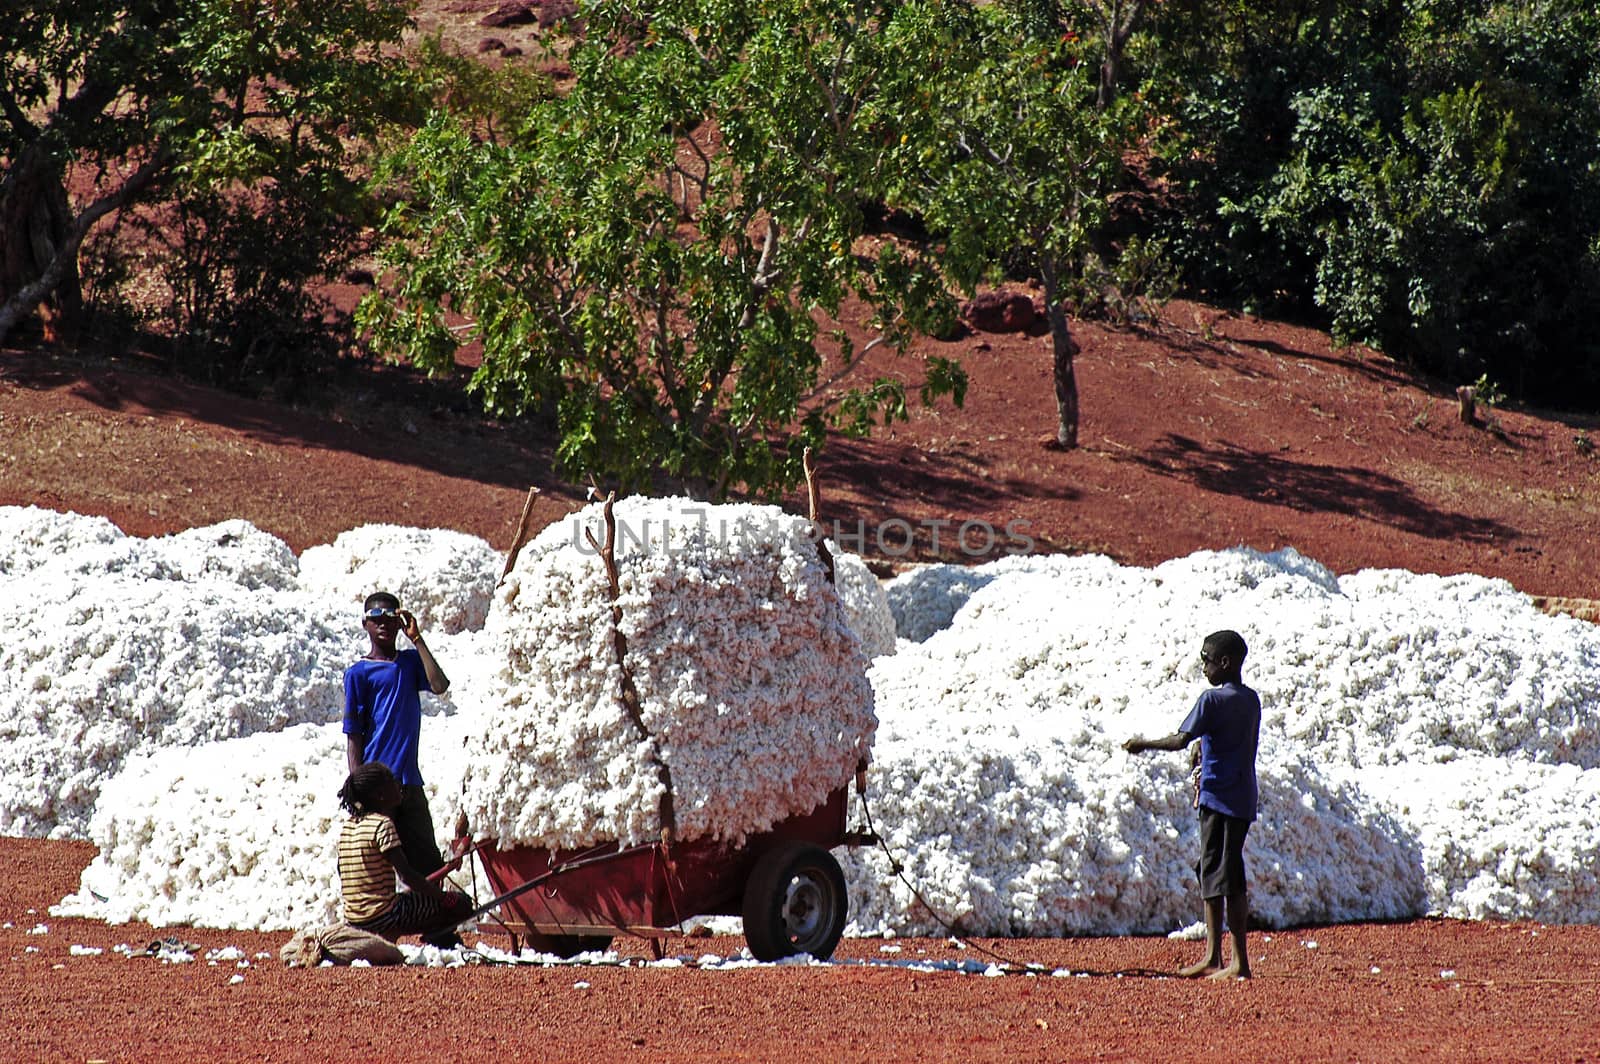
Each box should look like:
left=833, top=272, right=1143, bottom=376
left=1124, top=731, right=1189, bottom=755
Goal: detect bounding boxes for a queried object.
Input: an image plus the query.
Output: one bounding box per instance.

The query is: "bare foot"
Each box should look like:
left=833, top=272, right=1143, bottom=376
left=1207, top=963, right=1250, bottom=980
left=1178, top=957, right=1220, bottom=978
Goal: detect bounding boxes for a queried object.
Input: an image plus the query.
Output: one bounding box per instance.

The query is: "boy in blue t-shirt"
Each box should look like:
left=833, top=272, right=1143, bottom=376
left=1125, top=629, right=1261, bottom=980
left=343, top=590, right=452, bottom=880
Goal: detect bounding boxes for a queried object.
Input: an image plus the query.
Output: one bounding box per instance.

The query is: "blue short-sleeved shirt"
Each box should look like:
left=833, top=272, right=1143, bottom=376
left=342, top=649, right=429, bottom=786
left=1179, top=682, right=1261, bottom=822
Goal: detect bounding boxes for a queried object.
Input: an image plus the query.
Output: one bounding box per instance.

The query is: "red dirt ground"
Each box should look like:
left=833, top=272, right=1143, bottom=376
left=8, top=837, right=1600, bottom=1063
left=5, top=297, right=1597, bottom=597
left=7, top=5, right=1600, bottom=1058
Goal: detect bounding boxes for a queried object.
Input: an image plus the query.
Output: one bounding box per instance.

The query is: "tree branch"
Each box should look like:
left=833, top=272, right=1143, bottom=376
left=733, top=216, right=781, bottom=332
left=0, top=84, right=40, bottom=140
left=0, top=145, right=172, bottom=345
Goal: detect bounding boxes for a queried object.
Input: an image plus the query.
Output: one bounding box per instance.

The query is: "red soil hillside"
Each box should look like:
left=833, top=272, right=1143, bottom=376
left=5, top=297, right=1598, bottom=603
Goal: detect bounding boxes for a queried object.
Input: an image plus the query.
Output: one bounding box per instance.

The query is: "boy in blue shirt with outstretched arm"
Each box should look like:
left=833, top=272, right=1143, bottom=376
left=1125, top=629, right=1261, bottom=980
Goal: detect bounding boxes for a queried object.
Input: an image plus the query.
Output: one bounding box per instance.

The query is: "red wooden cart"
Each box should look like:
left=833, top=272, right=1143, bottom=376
left=459, top=488, right=874, bottom=962
left=452, top=782, right=875, bottom=962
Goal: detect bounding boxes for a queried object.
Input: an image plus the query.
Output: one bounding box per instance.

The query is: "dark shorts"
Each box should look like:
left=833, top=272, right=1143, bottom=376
left=354, top=889, right=471, bottom=944
left=1196, top=806, right=1250, bottom=899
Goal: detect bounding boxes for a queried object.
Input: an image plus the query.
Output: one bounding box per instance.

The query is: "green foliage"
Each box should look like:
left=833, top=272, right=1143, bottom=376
left=1062, top=236, right=1178, bottom=325
left=360, top=0, right=964, bottom=499
left=0, top=1, right=414, bottom=379
left=1470, top=373, right=1505, bottom=408
left=875, top=1, right=1151, bottom=446
left=145, top=181, right=369, bottom=389
left=881, top=3, right=1138, bottom=295
left=1146, top=0, right=1600, bottom=403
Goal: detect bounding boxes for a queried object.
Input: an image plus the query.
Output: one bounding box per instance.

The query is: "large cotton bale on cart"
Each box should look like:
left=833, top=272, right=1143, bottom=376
left=453, top=496, right=877, bottom=961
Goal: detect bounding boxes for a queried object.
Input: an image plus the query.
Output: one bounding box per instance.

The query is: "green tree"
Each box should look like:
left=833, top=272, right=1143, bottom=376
left=0, top=1, right=413, bottom=357
left=1020, top=0, right=1154, bottom=110
left=360, top=0, right=963, bottom=499
left=1146, top=0, right=1600, bottom=402
left=882, top=2, right=1142, bottom=448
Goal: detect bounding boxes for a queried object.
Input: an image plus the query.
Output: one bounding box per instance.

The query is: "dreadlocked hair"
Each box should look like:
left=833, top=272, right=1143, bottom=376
left=338, top=762, right=396, bottom=815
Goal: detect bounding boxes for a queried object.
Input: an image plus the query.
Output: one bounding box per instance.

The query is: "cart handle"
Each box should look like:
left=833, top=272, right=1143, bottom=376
left=455, top=839, right=661, bottom=924
left=425, top=837, right=495, bottom=884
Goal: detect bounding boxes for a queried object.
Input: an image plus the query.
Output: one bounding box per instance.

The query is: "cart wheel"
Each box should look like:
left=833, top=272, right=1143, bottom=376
left=742, top=840, right=847, bottom=962
left=523, top=932, right=614, bottom=959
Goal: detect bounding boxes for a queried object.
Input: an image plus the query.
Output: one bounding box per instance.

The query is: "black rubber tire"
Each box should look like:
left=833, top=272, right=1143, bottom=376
left=523, top=932, right=614, bottom=959
left=741, top=841, right=848, bottom=962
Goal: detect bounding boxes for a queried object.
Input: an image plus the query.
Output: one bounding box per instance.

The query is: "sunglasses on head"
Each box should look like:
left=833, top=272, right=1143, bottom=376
left=1199, top=650, right=1217, bottom=664
left=364, top=607, right=401, bottom=620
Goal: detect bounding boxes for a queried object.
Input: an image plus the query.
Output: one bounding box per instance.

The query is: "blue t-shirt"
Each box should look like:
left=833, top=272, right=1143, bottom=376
left=343, top=649, right=429, bottom=786
left=1179, top=682, right=1261, bottom=822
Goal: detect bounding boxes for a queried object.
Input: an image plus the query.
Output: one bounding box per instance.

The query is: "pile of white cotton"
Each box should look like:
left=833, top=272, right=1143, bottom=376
left=299, top=524, right=502, bottom=634
left=884, top=561, right=1003, bottom=643
left=845, top=548, right=1600, bottom=933
left=53, top=712, right=477, bottom=932
left=455, top=497, right=875, bottom=849
left=0, top=510, right=349, bottom=838
left=830, top=549, right=897, bottom=659
left=20, top=503, right=1600, bottom=938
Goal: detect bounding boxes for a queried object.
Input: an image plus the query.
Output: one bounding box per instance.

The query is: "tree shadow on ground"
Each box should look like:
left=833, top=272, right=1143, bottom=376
left=823, top=435, right=1079, bottom=508
left=803, top=436, right=1081, bottom=563
left=1140, top=316, right=1435, bottom=394
left=1156, top=322, right=1585, bottom=448
left=1124, top=433, right=1517, bottom=544
left=0, top=347, right=568, bottom=499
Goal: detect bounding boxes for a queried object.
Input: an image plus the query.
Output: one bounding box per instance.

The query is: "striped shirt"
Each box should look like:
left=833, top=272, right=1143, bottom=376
left=338, top=813, right=401, bottom=924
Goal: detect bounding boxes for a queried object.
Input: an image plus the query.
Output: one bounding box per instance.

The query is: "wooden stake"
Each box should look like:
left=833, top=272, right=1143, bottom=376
left=499, top=486, right=542, bottom=582
left=803, top=446, right=836, bottom=586
left=584, top=494, right=679, bottom=852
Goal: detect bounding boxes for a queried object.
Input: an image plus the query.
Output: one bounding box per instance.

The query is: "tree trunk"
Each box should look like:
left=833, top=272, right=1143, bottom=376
left=1096, top=55, right=1120, bottom=113
left=0, top=145, right=170, bottom=348
left=1050, top=313, right=1080, bottom=449
left=1041, top=260, right=1080, bottom=449
left=1092, top=0, right=1148, bottom=112
left=0, top=145, right=83, bottom=342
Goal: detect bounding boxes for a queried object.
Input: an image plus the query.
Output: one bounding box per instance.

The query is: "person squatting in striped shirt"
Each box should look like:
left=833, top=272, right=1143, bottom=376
left=337, top=762, right=471, bottom=948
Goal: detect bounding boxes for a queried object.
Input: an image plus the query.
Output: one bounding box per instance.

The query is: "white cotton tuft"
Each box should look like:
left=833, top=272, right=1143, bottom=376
left=830, top=549, right=897, bottom=659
